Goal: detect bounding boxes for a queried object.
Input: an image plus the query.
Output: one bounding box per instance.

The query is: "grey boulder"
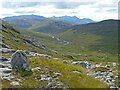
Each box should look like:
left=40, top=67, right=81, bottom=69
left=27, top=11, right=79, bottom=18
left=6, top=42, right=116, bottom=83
left=11, top=50, right=29, bottom=69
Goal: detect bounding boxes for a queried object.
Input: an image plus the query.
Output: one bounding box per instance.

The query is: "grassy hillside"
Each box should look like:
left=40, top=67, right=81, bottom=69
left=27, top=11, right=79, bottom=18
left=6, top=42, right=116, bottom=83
left=2, top=19, right=118, bottom=61
left=4, top=16, right=118, bottom=55
left=29, top=19, right=72, bottom=33
left=1, top=20, right=56, bottom=56
left=57, top=20, right=119, bottom=54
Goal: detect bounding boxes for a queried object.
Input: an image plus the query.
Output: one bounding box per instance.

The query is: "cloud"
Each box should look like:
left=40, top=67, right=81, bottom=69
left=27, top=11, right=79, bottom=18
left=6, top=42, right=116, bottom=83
left=51, top=2, right=96, bottom=9
left=106, top=9, right=117, bottom=12
left=15, top=10, right=37, bottom=14
left=1, top=0, right=119, bottom=20
left=2, top=2, right=39, bottom=8
left=2, top=2, right=95, bottom=9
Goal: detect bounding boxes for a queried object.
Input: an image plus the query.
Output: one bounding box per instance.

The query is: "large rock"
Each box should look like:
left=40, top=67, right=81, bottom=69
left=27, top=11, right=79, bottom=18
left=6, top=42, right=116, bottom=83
left=11, top=50, right=29, bottom=69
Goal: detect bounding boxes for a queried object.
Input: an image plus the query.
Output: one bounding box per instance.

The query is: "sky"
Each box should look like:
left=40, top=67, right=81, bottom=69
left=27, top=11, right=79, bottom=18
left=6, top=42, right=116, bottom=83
left=0, top=0, right=119, bottom=21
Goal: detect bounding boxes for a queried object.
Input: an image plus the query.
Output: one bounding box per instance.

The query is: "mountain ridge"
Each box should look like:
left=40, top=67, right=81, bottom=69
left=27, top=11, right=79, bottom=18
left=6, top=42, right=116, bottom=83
left=2, top=15, right=95, bottom=28
left=50, top=16, right=95, bottom=24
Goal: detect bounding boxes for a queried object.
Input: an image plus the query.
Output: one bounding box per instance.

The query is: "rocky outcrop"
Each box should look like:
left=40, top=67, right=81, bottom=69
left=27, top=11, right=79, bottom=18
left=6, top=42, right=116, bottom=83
left=70, top=60, right=119, bottom=88
left=28, top=52, right=51, bottom=58
left=33, top=66, right=65, bottom=88
left=24, top=38, right=50, bottom=52
left=0, top=58, right=13, bottom=81
left=0, top=48, right=15, bottom=53
left=11, top=50, right=29, bottom=69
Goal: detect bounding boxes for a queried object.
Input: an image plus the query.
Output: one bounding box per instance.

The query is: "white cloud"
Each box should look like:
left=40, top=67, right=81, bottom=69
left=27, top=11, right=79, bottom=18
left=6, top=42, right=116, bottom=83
left=0, top=0, right=119, bottom=21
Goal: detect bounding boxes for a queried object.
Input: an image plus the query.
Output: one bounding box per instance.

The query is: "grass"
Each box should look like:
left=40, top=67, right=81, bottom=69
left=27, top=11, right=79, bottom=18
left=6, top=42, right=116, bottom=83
left=57, top=22, right=118, bottom=55
left=16, top=68, right=33, bottom=77
left=29, top=57, right=108, bottom=88
left=2, top=57, right=108, bottom=88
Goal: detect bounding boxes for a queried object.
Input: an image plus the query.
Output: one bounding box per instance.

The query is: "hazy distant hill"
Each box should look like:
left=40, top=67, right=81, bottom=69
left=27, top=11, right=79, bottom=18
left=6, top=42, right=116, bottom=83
left=50, top=16, right=95, bottom=25
left=3, top=15, right=94, bottom=29
left=3, top=15, right=46, bottom=28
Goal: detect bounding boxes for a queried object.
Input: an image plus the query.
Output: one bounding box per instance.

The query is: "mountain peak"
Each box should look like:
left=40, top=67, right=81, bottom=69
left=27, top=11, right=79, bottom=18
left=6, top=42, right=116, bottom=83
left=50, top=16, right=94, bottom=25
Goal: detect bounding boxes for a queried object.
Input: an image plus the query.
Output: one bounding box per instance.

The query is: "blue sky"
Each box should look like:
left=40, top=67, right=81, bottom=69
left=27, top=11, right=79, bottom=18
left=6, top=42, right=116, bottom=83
left=0, top=0, right=119, bottom=21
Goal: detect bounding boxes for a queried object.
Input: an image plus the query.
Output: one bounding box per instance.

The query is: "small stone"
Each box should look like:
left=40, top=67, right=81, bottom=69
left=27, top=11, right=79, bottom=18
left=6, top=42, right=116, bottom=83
left=72, top=61, right=79, bottom=65
left=32, top=66, right=41, bottom=71
left=110, top=86, right=116, bottom=88
left=79, top=61, right=88, bottom=68
left=40, top=74, right=52, bottom=81
left=112, top=63, right=117, bottom=67
left=0, top=57, right=9, bottom=62
left=72, top=71, right=81, bottom=74
left=105, top=65, right=110, bottom=69
left=54, top=72, right=62, bottom=76
left=10, top=81, right=20, bottom=86
left=3, top=68, right=12, bottom=73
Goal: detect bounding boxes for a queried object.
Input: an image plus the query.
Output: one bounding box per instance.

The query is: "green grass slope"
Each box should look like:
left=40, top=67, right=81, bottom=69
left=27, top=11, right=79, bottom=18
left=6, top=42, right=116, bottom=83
left=29, top=19, right=72, bottom=33
left=57, top=19, right=119, bottom=54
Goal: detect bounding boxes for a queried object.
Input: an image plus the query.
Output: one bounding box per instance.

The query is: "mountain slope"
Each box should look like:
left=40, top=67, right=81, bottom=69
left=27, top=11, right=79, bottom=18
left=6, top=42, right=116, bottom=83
left=29, top=19, right=72, bottom=33
left=0, top=20, right=53, bottom=54
left=57, top=19, right=119, bottom=54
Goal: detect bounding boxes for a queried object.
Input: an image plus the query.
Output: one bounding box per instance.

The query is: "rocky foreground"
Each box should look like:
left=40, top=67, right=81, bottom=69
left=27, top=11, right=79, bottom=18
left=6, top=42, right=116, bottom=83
left=0, top=47, right=119, bottom=89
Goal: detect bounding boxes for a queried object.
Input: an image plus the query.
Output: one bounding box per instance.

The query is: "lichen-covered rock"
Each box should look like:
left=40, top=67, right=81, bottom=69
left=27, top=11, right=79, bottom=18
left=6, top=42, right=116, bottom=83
left=11, top=50, right=29, bottom=69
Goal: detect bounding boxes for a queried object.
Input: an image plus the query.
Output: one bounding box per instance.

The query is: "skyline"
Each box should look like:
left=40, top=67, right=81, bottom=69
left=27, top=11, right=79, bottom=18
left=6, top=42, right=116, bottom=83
left=1, top=0, right=119, bottom=21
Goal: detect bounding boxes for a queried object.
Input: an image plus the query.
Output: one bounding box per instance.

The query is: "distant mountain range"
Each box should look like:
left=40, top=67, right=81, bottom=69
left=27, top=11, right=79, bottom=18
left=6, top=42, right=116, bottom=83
left=3, top=15, right=95, bottom=28
left=50, top=16, right=95, bottom=25
left=3, top=15, right=46, bottom=28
